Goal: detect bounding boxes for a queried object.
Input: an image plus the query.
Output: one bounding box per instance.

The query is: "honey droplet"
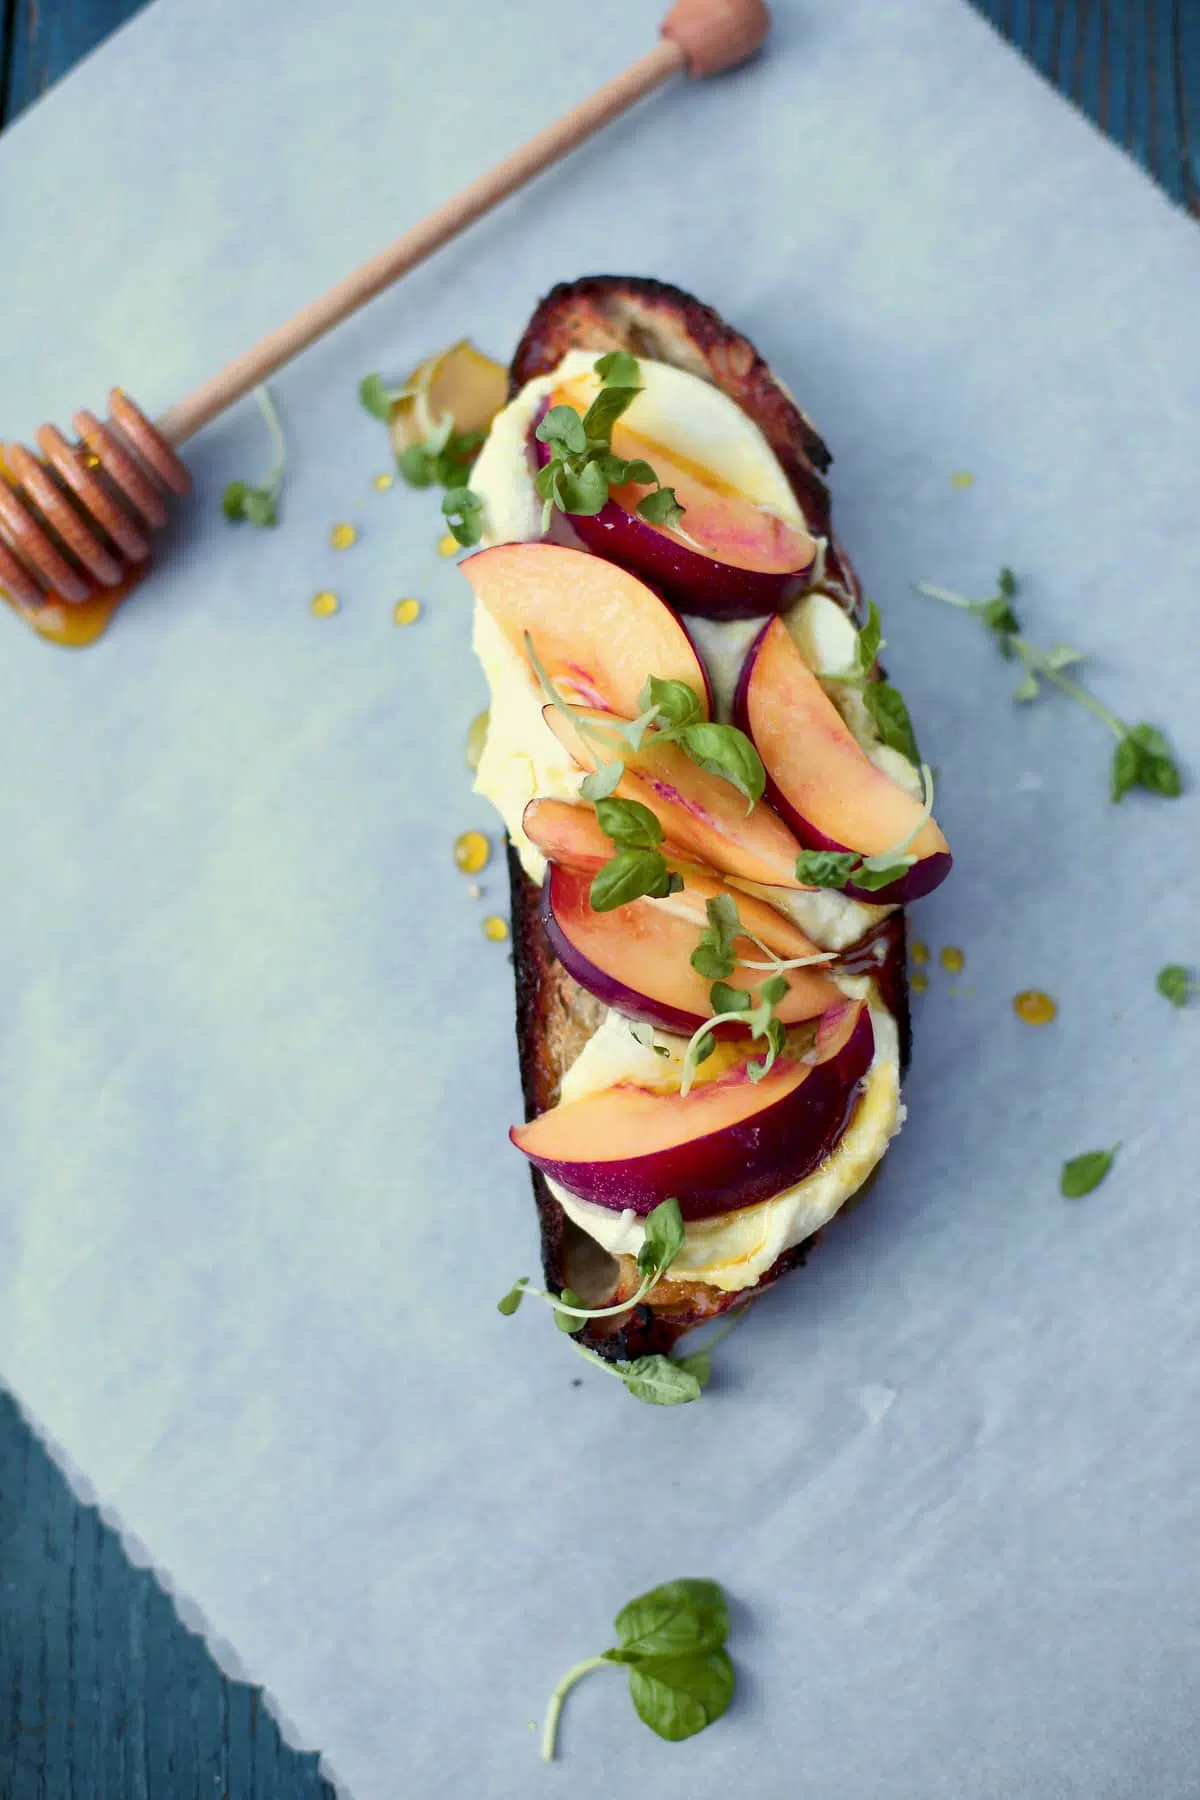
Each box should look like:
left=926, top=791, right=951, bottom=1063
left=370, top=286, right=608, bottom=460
left=330, top=522, right=358, bottom=550
left=940, top=946, right=965, bottom=974
left=310, top=590, right=339, bottom=617
left=950, top=471, right=975, bottom=489
left=438, top=533, right=460, bottom=558
left=910, top=939, right=929, bottom=966
left=911, top=970, right=929, bottom=995
left=455, top=830, right=491, bottom=875
left=482, top=914, right=508, bottom=943
left=393, top=597, right=422, bottom=627
left=465, top=709, right=490, bottom=771
left=83, top=450, right=102, bottom=470
left=373, top=473, right=394, bottom=492
left=1014, top=989, right=1057, bottom=1026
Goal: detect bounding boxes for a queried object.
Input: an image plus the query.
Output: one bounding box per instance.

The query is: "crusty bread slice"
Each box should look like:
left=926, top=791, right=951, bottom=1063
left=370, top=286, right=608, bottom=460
left=501, top=276, right=910, bottom=1360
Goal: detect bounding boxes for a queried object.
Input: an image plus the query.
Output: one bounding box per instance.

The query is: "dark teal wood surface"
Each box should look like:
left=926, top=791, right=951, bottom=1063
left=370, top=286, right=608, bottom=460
left=0, top=4, right=1196, bottom=1797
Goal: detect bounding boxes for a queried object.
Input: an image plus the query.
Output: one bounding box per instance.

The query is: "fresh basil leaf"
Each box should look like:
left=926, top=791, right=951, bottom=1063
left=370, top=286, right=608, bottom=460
left=1110, top=734, right=1141, bottom=803
left=850, top=858, right=914, bottom=893
left=794, top=850, right=860, bottom=888
left=710, top=981, right=751, bottom=1014
left=856, top=599, right=882, bottom=674
left=590, top=849, right=674, bottom=912
left=1126, top=723, right=1182, bottom=797
left=580, top=759, right=626, bottom=802
left=595, top=350, right=641, bottom=389
left=628, top=1651, right=735, bottom=1741
left=637, top=676, right=704, bottom=731
left=1060, top=1144, right=1119, bottom=1198
left=637, top=1199, right=685, bottom=1280
left=671, top=1349, right=712, bottom=1389
left=497, top=1280, right=528, bottom=1316
left=637, top=487, right=686, bottom=530
left=594, top=796, right=664, bottom=850
left=1156, top=964, right=1194, bottom=1007
left=554, top=1287, right=587, bottom=1335
left=442, top=486, right=483, bottom=547
left=678, top=723, right=765, bottom=810
left=614, top=1580, right=729, bottom=1659
left=581, top=384, right=639, bottom=443
left=861, top=682, right=920, bottom=764
left=535, top=405, right=588, bottom=456
left=615, top=1356, right=704, bottom=1407
left=556, top=459, right=611, bottom=517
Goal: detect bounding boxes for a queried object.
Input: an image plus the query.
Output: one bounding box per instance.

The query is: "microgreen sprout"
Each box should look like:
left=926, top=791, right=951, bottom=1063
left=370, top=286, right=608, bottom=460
left=534, top=352, right=684, bottom=535
left=222, top=386, right=286, bottom=527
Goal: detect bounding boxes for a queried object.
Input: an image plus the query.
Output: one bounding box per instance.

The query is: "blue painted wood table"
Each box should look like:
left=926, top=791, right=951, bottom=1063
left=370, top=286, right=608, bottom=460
left=0, top=3, right=1196, bottom=1796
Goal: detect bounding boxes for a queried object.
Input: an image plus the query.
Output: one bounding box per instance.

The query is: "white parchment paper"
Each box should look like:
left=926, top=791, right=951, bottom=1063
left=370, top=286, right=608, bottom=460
left=1, top=2, right=1199, bottom=1794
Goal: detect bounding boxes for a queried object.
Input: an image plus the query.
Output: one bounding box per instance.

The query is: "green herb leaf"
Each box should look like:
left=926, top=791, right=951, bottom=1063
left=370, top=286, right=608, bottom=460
left=1013, top=670, right=1041, bottom=703
left=678, top=722, right=765, bottom=810
left=497, top=1279, right=528, bottom=1316
left=636, top=1198, right=685, bottom=1282
left=629, top=1021, right=671, bottom=1057
left=581, top=384, right=640, bottom=443
left=628, top=1652, right=736, bottom=1742
left=442, top=486, right=483, bottom=547
left=579, top=759, right=626, bottom=802
left=241, top=488, right=278, bottom=528
left=554, top=1286, right=587, bottom=1335
left=222, top=386, right=285, bottom=528
left=850, top=858, right=915, bottom=892
left=599, top=454, right=657, bottom=487
left=794, top=850, right=861, bottom=888
left=555, top=458, right=611, bottom=516
left=614, top=1579, right=729, bottom=1660
left=862, top=682, right=920, bottom=764
left=358, top=373, right=397, bottom=421
left=1155, top=964, right=1195, bottom=1007
left=1110, top=735, right=1140, bottom=802
left=535, top=404, right=588, bottom=456
left=637, top=487, right=686, bottom=530
left=709, top=981, right=752, bottom=1014
left=590, top=849, right=676, bottom=912
left=222, top=480, right=251, bottom=522
left=1060, top=1144, right=1119, bottom=1198
left=595, top=349, right=642, bottom=389
left=615, top=1355, right=705, bottom=1406
left=671, top=1349, right=712, bottom=1388
left=856, top=598, right=883, bottom=672
left=690, top=894, right=742, bottom=981
left=979, top=595, right=1021, bottom=637
left=396, top=443, right=437, bottom=487
left=594, top=796, right=664, bottom=849
left=637, top=676, right=704, bottom=731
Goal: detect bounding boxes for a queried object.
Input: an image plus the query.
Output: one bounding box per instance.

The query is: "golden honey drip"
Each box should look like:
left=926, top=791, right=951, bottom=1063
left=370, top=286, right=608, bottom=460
left=437, top=533, right=460, bottom=558
left=1014, top=989, right=1057, bottom=1026
left=909, top=939, right=929, bottom=966
left=310, top=590, right=339, bottom=617
left=1, top=571, right=141, bottom=648
left=911, top=970, right=929, bottom=995
left=373, top=473, right=394, bottom=492
left=455, top=830, right=490, bottom=875
left=950, top=471, right=975, bottom=489
left=940, top=946, right=965, bottom=974
left=482, top=915, right=509, bottom=942
left=330, top=522, right=358, bottom=550
left=393, top=597, right=421, bottom=627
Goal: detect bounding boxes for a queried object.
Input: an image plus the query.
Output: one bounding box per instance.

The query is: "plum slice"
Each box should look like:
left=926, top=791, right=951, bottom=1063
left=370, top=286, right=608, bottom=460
left=735, top=618, right=951, bottom=904
left=460, top=541, right=711, bottom=718
left=541, top=858, right=839, bottom=1037
left=512, top=1000, right=874, bottom=1220
left=542, top=703, right=809, bottom=890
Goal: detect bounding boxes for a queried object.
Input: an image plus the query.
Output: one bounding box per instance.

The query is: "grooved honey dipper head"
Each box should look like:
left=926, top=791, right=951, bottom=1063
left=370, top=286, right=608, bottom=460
left=661, top=0, right=770, bottom=77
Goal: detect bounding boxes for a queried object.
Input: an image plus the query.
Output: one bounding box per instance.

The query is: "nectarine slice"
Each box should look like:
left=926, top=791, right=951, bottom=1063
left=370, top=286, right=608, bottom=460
left=543, top=704, right=808, bottom=890
left=735, top=618, right=951, bottom=901
left=512, top=1000, right=875, bottom=1220
left=541, top=861, right=839, bottom=1036
left=460, top=541, right=711, bottom=717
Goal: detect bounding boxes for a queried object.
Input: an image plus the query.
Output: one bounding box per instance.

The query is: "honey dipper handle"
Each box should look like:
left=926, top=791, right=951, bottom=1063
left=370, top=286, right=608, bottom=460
left=158, top=43, right=688, bottom=446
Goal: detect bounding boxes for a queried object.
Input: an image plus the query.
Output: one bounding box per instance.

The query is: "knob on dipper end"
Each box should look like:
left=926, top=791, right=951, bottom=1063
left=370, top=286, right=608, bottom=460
left=661, top=0, right=770, bottom=77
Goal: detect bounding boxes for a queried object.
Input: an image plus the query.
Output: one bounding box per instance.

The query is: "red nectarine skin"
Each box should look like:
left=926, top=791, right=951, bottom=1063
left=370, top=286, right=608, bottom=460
left=461, top=541, right=712, bottom=720
left=735, top=618, right=951, bottom=902
left=511, top=1001, right=875, bottom=1220
left=541, top=861, right=839, bottom=1036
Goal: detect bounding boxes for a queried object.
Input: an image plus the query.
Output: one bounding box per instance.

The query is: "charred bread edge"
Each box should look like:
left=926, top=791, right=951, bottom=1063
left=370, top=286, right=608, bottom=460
left=502, top=276, right=911, bottom=1361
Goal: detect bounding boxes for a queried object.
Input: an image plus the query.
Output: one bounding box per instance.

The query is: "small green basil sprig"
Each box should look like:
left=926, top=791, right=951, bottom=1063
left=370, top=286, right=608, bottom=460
left=1060, top=1144, right=1119, bottom=1198
left=541, top=1577, right=735, bottom=1762
left=918, top=569, right=1183, bottom=802
left=793, top=762, right=936, bottom=893
left=588, top=797, right=684, bottom=913
left=1157, top=963, right=1197, bottom=1007
left=222, top=386, right=285, bottom=527
left=825, top=598, right=921, bottom=765
left=534, top=350, right=684, bottom=533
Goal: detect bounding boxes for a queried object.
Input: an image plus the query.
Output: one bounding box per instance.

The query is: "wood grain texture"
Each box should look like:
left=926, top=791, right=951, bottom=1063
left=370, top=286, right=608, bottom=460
left=0, top=2, right=1196, bottom=1797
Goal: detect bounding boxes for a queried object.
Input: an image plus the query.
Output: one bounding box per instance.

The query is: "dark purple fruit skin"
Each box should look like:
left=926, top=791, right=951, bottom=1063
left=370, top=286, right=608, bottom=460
left=539, top=869, right=706, bottom=1039
left=732, top=625, right=952, bottom=906
left=518, top=1005, right=876, bottom=1222
left=530, top=426, right=813, bottom=622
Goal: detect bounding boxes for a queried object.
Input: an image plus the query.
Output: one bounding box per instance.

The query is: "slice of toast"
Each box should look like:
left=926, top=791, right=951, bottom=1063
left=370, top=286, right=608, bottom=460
left=501, top=276, right=911, bottom=1359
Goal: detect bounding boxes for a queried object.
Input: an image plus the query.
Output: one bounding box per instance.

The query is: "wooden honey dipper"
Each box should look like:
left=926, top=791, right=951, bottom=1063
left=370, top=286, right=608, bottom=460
left=0, top=0, right=769, bottom=647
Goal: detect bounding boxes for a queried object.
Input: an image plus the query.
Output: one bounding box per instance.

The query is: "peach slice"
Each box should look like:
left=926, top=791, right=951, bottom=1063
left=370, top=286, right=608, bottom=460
left=460, top=542, right=711, bottom=717
left=735, top=618, right=951, bottom=903
left=542, top=704, right=808, bottom=890
left=540, top=858, right=839, bottom=1037
left=512, top=1000, right=874, bottom=1220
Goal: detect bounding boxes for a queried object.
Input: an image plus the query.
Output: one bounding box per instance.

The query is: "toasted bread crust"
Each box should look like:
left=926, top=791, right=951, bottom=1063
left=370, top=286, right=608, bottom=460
left=503, top=276, right=910, bottom=1360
